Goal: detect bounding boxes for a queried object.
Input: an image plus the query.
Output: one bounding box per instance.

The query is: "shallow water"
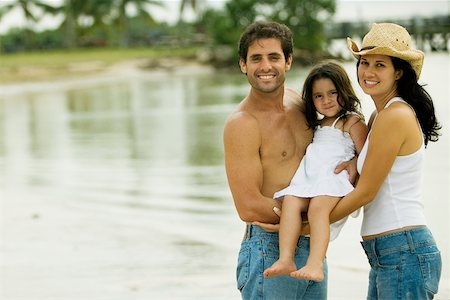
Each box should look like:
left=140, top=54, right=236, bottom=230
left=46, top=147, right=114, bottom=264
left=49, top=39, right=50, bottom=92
left=0, top=53, right=448, bottom=299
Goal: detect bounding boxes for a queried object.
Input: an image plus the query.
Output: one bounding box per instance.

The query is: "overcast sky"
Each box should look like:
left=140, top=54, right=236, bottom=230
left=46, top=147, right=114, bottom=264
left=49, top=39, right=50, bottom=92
left=0, top=0, right=448, bottom=34
left=334, top=0, right=448, bottom=22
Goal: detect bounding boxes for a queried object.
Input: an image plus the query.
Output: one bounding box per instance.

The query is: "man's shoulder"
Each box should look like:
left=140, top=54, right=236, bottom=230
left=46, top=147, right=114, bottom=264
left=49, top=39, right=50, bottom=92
left=226, top=108, right=256, bottom=123
left=224, top=108, right=259, bottom=134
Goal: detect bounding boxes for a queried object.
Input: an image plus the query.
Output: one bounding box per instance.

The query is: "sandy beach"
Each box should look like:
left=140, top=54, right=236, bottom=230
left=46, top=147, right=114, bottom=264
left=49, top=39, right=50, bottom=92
left=0, top=54, right=215, bottom=84
left=1, top=54, right=449, bottom=299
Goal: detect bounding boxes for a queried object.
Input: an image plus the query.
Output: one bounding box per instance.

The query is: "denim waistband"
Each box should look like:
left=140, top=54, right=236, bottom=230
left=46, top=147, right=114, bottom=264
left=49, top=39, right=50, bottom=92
left=361, top=226, right=436, bottom=257
left=244, top=224, right=309, bottom=243
left=244, top=224, right=277, bottom=240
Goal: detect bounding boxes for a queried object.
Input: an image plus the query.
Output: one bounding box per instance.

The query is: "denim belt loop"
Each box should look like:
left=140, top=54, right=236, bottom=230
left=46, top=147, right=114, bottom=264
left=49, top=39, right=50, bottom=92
left=245, top=224, right=253, bottom=240
left=370, top=239, right=377, bottom=257
left=406, top=230, right=416, bottom=253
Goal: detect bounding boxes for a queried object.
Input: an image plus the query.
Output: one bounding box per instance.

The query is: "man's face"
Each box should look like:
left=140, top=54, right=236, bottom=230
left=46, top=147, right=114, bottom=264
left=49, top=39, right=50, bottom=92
left=239, top=38, right=292, bottom=93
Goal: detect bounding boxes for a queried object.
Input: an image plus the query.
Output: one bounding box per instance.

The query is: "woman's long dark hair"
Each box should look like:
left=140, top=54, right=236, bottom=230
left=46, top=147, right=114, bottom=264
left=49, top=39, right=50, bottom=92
left=391, top=57, right=441, bottom=146
left=356, top=57, right=441, bottom=146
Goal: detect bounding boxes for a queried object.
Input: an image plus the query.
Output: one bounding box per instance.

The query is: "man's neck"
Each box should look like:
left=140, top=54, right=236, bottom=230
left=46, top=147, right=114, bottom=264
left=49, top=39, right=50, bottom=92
left=248, top=87, right=285, bottom=112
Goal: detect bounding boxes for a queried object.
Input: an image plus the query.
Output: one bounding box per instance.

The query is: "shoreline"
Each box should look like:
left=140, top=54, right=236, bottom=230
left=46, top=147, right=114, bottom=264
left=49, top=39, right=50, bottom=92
left=0, top=56, right=214, bottom=81
left=0, top=58, right=216, bottom=96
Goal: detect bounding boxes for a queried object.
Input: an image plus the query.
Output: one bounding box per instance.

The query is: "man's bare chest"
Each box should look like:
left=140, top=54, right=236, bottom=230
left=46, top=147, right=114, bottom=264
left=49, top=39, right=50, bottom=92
left=260, top=126, right=309, bottom=162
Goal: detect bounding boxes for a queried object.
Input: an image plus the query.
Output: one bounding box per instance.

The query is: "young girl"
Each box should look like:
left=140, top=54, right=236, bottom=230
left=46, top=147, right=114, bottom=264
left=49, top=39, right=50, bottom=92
left=263, top=61, right=368, bottom=281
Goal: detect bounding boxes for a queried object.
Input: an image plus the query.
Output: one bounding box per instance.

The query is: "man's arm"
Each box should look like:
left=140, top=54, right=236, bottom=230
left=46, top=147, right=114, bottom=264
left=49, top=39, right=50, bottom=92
left=223, top=111, right=280, bottom=224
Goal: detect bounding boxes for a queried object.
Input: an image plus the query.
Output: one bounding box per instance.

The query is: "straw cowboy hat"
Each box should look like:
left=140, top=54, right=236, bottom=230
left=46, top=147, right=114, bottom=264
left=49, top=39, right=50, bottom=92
left=347, top=23, right=424, bottom=79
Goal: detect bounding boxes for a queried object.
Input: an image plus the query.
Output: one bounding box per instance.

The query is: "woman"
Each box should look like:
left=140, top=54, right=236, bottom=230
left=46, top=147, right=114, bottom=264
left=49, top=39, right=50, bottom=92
left=329, top=23, right=442, bottom=299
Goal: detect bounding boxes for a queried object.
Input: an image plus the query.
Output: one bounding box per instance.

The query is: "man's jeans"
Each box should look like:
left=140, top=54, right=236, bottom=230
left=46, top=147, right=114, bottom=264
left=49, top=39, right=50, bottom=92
left=361, top=226, right=442, bottom=300
left=236, top=224, right=327, bottom=300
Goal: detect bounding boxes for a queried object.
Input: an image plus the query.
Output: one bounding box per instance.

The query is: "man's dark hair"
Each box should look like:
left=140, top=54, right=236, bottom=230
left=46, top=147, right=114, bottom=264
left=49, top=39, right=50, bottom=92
left=238, top=21, right=294, bottom=62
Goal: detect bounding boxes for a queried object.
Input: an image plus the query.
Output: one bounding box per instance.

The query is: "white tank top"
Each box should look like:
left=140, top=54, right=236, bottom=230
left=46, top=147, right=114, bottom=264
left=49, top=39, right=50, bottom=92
left=357, top=97, right=427, bottom=236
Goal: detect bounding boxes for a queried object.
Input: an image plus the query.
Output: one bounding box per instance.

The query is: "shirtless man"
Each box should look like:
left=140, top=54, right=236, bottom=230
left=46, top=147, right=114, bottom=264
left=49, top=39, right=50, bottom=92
left=223, top=21, right=327, bottom=300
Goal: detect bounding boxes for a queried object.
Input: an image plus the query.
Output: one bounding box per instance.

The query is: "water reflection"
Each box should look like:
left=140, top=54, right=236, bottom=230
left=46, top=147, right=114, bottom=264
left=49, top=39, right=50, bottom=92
left=0, top=70, right=246, bottom=217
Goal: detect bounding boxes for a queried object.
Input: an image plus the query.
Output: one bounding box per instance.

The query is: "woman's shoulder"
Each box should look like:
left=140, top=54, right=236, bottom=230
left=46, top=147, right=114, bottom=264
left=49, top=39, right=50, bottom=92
left=379, top=101, right=416, bottom=122
left=371, top=103, right=416, bottom=139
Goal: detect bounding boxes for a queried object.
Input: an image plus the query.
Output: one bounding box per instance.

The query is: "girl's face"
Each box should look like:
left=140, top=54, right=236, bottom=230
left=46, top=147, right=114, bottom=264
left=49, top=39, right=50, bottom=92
left=312, top=77, right=341, bottom=118
left=357, top=54, right=402, bottom=102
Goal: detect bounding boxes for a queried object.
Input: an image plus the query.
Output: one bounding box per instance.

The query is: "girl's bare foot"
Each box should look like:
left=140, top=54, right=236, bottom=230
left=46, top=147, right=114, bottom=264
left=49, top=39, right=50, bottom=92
left=290, top=263, right=324, bottom=282
left=263, top=259, right=297, bottom=278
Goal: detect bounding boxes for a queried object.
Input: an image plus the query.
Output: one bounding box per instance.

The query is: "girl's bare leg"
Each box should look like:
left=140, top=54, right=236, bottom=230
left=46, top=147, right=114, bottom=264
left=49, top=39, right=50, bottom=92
left=263, top=195, right=309, bottom=278
left=291, top=196, right=340, bottom=282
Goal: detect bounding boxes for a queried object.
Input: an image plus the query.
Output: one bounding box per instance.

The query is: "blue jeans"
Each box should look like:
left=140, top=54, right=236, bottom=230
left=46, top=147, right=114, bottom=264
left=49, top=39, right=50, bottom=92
left=236, top=225, right=327, bottom=300
left=361, top=226, right=442, bottom=300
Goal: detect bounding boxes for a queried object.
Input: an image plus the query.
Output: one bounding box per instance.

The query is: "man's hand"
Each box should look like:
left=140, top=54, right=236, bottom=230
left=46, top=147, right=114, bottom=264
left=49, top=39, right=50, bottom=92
left=251, top=207, right=281, bottom=232
left=253, top=207, right=310, bottom=235
left=251, top=221, right=280, bottom=232
left=300, top=223, right=310, bottom=236
left=335, top=157, right=358, bottom=184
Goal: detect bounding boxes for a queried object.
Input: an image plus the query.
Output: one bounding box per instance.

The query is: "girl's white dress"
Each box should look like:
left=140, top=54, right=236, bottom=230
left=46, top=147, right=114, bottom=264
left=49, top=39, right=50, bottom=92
left=274, top=114, right=356, bottom=199
left=274, top=113, right=359, bottom=240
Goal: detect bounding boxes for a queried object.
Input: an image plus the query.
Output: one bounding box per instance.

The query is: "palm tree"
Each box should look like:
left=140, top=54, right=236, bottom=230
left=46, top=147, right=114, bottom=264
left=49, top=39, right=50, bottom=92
left=0, top=0, right=58, bottom=30
left=56, top=0, right=114, bottom=48
left=0, top=0, right=57, bottom=49
left=0, top=0, right=55, bottom=24
left=178, top=0, right=198, bottom=23
left=114, top=0, right=162, bottom=48
left=79, top=0, right=116, bottom=46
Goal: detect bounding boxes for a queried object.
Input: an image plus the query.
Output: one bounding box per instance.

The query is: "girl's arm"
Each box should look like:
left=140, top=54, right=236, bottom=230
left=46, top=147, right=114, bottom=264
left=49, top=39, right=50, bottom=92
left=333, top=116, right=368, bottom=184
left=346, top=115, right=369, bottom=155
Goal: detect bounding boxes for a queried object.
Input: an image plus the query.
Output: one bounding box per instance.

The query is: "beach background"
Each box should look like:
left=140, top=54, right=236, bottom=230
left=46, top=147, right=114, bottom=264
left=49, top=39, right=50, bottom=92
left=0, top=52, right=448, bottom=299
left=1, top=1, right=449, bottom=299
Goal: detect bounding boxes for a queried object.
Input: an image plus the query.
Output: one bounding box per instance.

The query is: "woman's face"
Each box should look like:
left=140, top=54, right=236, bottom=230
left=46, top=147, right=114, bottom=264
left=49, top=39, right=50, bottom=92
left=357, top=54, right=403, bottom=101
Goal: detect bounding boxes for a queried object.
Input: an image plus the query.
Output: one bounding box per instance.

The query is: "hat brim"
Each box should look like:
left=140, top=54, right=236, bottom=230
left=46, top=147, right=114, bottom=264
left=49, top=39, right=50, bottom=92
left=347, top=37, right=424, bottom=79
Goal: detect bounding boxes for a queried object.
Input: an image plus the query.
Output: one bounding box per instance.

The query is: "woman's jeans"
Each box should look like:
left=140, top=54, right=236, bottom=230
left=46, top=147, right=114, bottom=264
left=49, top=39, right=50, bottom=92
left=236, top=224, right=327, bottom=300
left=361, top=226, right=442, bottom=300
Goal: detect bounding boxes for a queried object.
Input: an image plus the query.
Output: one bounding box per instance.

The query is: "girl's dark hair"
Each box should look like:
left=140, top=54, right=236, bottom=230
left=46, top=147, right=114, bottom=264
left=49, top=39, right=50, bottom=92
left=302, top=60, right=363, bottom=128
left=356, top=57, right=441, bottom=146
left=238, top=21, right=293, bottom=62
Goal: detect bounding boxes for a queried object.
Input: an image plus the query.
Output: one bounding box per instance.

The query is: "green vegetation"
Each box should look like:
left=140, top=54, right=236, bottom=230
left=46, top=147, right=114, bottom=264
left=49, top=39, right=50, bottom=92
left=1, top=0, right=336, bottom=54
left=0, top=0, right=339, bottom=82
